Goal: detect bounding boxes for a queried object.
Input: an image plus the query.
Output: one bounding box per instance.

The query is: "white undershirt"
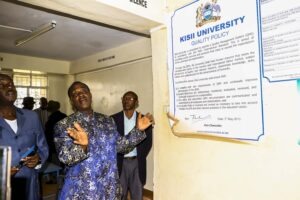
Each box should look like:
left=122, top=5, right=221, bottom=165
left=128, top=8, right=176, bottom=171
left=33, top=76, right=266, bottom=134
left=4, top=118, right=42, bottom=169
left=124, top=111, right=137, bottom=157
left=4, top=119, right=18, bottom=134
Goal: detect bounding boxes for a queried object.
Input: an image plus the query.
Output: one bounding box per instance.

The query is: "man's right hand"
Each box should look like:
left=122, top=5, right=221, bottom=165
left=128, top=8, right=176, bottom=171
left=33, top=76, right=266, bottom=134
left=67, top=122, right=88, bottom=152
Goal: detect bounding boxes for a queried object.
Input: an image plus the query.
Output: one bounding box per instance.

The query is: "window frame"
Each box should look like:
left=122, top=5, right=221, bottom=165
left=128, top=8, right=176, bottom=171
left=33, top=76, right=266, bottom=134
left=13, top=70, right=48, bottom=109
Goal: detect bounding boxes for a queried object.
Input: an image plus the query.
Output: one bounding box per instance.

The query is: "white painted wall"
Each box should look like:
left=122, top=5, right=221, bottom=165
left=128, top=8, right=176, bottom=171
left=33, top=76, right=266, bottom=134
left=150, top=1, right=300, bottom=200
left=0, top=52, right=70, bottom=74
left=48, top=74, right=73, bottom=115
left=70, top=38, right=151, bottom=74
left=75, top=58, right=152, bottom=115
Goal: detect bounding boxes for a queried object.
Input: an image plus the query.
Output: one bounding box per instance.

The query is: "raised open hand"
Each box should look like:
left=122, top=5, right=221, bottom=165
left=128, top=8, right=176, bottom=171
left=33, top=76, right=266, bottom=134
left=67, top=122, right=88, bottom=146
left=136, top=112, right=155, bottom=131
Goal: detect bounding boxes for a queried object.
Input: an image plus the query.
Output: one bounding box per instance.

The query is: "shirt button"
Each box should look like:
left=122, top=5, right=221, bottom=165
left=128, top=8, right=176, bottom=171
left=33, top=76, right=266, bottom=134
left=18, top=149, right=21, bottom=152
left=15, top=136, right=18, bottom=139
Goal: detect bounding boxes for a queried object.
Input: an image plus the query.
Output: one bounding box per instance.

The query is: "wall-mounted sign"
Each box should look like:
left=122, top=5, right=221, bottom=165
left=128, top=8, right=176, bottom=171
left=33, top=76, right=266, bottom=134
left=129, top=0, right=148, bottom=8
left=261, top=0, right=300, bottom=82
left=168, top=0, right=264, bottom=140
left=98, top=55, right=115, bottom=63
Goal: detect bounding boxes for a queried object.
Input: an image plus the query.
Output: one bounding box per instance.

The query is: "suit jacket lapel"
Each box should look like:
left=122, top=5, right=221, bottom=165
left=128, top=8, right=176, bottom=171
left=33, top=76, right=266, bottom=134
left=0, top=108, right=24, bottom=135
left=0, top=118, right=13, bottom=134
left=120, top=112, right=125, bottom=136
left=16, top=108, right=25, bottom=135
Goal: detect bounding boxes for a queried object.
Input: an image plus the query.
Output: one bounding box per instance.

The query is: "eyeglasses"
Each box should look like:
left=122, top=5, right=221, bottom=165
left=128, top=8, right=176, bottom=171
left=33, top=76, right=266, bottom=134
left=122, top=97, right=136, bottom=101
left=71, top=88, right=90, bottom=98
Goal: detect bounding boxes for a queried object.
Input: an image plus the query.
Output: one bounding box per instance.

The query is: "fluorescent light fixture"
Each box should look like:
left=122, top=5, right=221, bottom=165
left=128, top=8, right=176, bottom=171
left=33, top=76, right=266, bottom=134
left=0, top=24, right=31, bottom=32
left=15, top=21, right=56, bottom=46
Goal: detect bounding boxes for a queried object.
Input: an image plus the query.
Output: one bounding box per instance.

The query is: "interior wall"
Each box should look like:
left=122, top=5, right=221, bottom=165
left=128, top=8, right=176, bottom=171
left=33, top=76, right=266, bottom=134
left=0, top=52, right=70, bottom=74
left=48, top=74, right=74, bottom=115
left=151, top=2, right=300, bottom=200
left=75, top=58, right=154, bottom=191
left=70, top=38, right=151, bottom=74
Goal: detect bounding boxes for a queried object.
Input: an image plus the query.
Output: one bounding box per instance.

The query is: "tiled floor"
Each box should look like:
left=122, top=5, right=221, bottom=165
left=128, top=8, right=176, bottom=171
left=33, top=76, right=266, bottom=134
left=41, top=176, right=59, bottom=200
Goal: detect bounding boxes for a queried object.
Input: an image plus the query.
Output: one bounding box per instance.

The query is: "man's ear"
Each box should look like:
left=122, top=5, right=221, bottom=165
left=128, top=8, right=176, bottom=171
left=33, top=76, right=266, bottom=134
left=69, top=99, right=76, bottom=112
left=135, top=100, right=139, bottom=109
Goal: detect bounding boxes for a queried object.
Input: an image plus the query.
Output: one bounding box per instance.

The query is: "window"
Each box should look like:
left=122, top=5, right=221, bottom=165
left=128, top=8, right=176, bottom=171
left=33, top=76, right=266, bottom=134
left=13, top=69, right=48, bottom=109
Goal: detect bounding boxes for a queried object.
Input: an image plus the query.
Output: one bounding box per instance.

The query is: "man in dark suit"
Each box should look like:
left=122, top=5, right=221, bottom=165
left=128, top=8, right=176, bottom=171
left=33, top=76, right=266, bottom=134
left=111, top=91, right=153, bottom=200
left=45, top=101, right=67, bottom=164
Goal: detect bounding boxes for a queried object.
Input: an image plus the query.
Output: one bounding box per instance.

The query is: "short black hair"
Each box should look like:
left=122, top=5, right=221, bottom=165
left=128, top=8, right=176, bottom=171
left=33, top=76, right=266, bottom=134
left=40, top=97, right=47, bottom=101
left=0, top=73, right=12, bottom=80
left=68, top=81, right=90, bottom=98
left=122, top=91, right=138, bottom=100
left=47, top=100, right=60, bottom=112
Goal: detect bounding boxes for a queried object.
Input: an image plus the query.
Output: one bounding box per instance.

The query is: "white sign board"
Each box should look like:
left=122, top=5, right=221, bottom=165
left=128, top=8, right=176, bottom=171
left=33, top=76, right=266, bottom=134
left=168, top=0, right=264, bottom=140
left=261, top=0, right=300, bottom=82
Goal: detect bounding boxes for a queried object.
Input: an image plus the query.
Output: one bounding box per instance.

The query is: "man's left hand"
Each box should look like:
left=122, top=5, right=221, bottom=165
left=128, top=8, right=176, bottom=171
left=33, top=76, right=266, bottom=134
left=137, top=112, right=155, bottom=131
left=22, top=153, right=40, bottom=168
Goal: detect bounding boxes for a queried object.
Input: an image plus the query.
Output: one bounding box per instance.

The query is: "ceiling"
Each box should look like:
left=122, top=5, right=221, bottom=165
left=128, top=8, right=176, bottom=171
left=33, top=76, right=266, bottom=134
left=0, top=1, right=146, bottom=61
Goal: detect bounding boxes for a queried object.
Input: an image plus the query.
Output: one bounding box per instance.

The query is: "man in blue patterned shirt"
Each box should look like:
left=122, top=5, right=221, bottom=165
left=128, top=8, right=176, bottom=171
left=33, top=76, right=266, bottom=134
left=54, top=81, right=154, bottom=200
